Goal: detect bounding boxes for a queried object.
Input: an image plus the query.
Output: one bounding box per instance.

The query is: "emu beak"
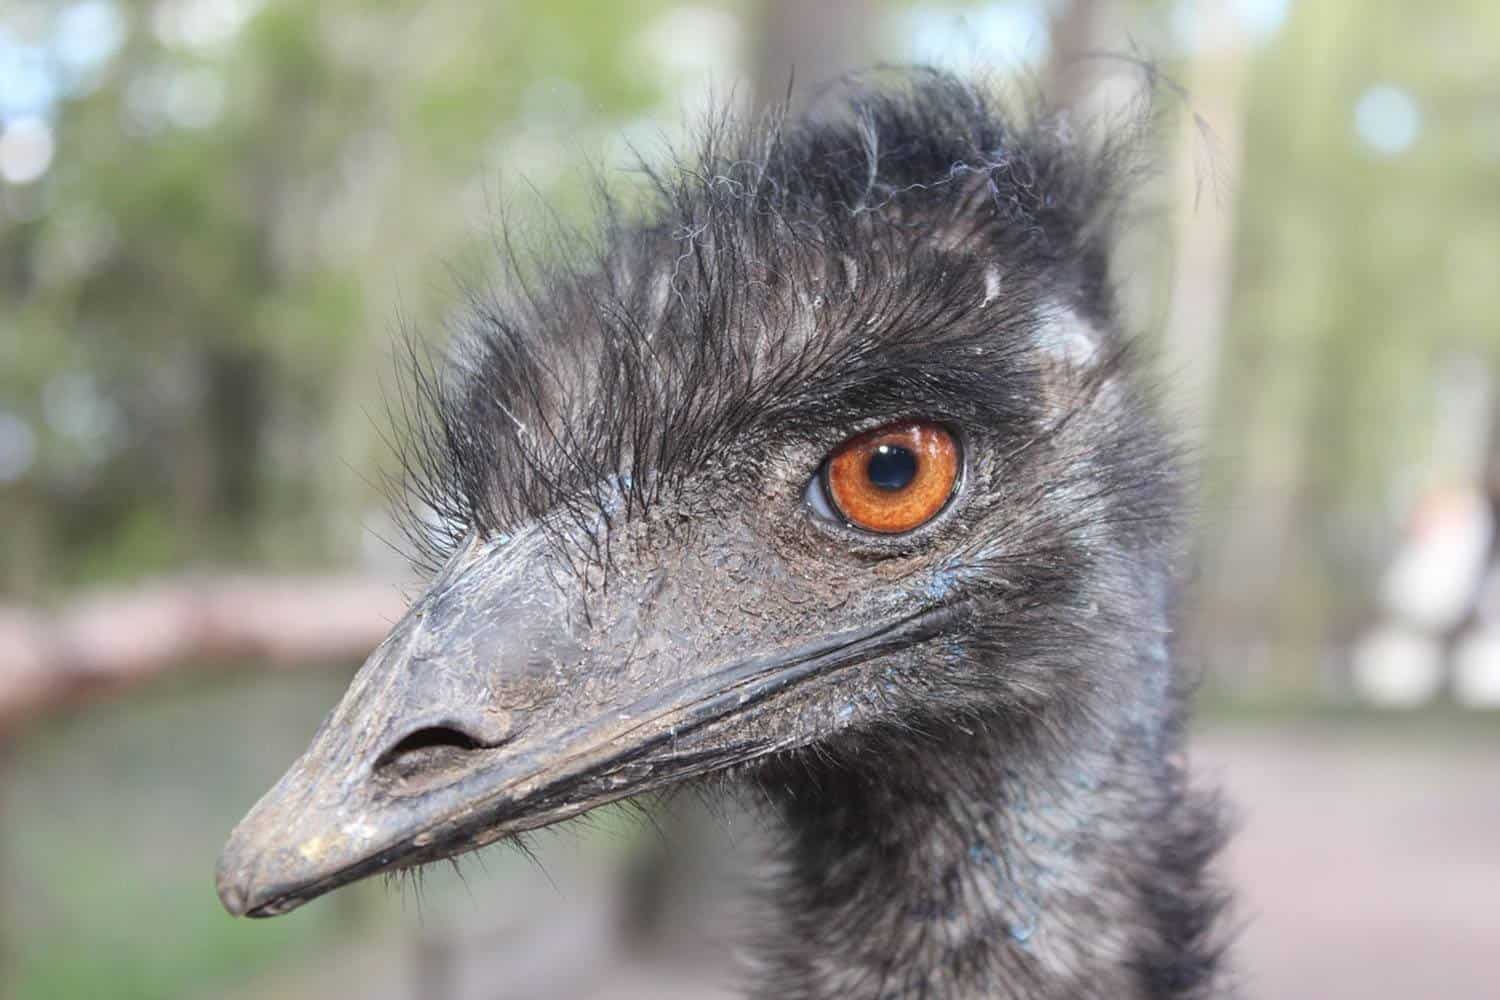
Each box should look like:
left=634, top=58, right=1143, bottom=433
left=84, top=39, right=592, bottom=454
left=217, top=529, right=941, bottom=918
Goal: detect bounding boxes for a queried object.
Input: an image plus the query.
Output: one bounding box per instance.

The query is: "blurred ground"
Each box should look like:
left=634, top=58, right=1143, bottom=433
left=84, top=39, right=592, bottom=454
left=1200, top=722, right=1500, bottom=1000
left=242, top=722, right=1500, bottom=1000
left=212, top=719, right=1500, bottom=1000
left=13, top=673, right=1486, bottom=1000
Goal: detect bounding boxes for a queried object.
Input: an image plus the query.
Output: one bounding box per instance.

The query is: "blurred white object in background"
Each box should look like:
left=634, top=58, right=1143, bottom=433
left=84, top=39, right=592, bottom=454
left=1379, top=487, right=1492, bottom=632
left=1351, top=623, right=1446, bottom=708
left=1354, top=485, right=1494, bottom=707
left=1452, top=628, right=1500, bottom=708
left=1351, top=359, right=1500, bottom=708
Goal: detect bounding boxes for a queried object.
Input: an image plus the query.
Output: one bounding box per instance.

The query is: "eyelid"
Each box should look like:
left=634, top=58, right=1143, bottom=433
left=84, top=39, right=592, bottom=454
left=804, top=470, right=839, bottom=522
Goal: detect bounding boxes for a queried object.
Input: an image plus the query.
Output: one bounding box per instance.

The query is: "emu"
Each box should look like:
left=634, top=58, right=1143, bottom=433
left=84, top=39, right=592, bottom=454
left=218, top=69, right=1229, bottom=999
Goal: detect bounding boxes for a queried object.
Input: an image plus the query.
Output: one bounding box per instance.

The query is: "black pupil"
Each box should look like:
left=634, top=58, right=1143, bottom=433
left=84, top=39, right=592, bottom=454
left=866, top=444, right=918, bottom=491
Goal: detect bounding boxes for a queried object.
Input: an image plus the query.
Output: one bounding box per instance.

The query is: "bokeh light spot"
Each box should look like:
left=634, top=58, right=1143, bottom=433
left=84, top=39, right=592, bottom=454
left=1355, top=84, right=1422, bottom=156
left=0, top=116, right=56, bottom=184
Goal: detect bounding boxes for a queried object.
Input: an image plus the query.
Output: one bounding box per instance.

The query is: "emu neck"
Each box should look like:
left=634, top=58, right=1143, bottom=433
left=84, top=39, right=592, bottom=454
left=750, top=701, right=1214, bottom=1000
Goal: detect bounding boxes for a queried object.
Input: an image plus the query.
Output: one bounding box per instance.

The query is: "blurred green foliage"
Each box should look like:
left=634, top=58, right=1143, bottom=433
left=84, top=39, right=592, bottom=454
left=0, top=0, right=695, bottom=593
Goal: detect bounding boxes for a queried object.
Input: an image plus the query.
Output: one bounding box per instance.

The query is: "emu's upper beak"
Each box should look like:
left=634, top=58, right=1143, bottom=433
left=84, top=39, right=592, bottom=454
left=216, top=527, right=936, bottom=918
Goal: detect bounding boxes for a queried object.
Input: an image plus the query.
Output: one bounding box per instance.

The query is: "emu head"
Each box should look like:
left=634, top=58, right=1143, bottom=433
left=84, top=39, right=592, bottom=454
left=218, top=71, right=1178, bottom=918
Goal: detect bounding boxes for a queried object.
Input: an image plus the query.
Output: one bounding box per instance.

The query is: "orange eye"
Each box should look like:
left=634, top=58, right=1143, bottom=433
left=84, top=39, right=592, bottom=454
left=824, top=422, right=960, bottom=534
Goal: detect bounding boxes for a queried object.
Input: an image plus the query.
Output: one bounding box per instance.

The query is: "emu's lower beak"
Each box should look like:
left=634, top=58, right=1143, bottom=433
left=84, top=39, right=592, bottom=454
left=216, top=530, right=936, bottom=918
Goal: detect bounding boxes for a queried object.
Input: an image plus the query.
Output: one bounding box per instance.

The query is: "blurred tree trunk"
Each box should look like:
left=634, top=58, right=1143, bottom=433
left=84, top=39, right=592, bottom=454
left=1162, top=0, right=1248, bottom=447
left=1043, top=0, right=1104, bottom=110
left=749, top=0, right=877, bottom=112
left=1156, top=1, right=1252, bottom=682
left=206, top=348, right=270, bottom=525
left=1194, top=0, right=1360, bottom=687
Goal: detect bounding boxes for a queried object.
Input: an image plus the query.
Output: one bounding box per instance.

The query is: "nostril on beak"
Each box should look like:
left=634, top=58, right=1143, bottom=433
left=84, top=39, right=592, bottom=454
left=373, top=725, right=492, bottom=785
left=380, top=725, right=481, bottom=761
left=370, top=705, right=523, bottom=789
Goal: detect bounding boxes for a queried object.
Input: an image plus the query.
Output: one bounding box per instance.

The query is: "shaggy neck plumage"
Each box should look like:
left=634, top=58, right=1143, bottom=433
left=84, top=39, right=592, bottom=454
left=745, top=646, right=1224, bottom=1000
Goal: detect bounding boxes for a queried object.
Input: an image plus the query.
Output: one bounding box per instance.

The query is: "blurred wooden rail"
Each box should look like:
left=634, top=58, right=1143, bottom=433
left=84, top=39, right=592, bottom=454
left=0, top=575, right=407, bottom=732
